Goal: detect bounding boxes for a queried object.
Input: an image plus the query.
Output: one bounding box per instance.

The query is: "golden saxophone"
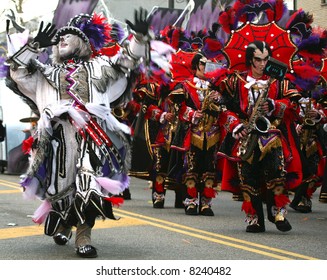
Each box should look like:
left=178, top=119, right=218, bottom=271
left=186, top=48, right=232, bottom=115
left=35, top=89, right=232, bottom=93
left=165, top=102, right=180, bottom=135
left=300, top=98, right=315, bottom=149
left=198, top=89, right=222, bottom=132
left=301, top=98, right=316, bottom=127
left=238, top=78, right=273, bottom=161
left=112, top=104, right=131, bottom=120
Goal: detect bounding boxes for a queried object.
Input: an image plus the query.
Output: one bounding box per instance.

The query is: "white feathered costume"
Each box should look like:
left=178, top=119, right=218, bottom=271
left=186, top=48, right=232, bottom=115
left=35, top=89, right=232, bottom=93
left=6, top=12, right=173, bottom=236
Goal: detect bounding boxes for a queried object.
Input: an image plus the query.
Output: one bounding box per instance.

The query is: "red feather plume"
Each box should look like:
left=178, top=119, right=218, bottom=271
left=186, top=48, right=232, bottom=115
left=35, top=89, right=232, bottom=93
left=274, top=194, right=290, bottom=208
left=187, top=186, right=198, bottom=198
left=203, top=187, right=216, bottom=198
left=241, top=201, right=256, bottom=215
left=104, top=196, right=124, bottom=207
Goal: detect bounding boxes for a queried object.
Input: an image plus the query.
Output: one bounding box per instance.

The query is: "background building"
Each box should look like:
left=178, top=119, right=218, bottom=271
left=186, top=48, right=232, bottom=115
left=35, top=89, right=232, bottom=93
left=296, top=0, right=327, bottom=28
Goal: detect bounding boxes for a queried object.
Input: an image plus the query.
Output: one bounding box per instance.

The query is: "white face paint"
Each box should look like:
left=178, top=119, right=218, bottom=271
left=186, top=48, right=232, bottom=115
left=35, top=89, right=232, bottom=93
left=58, top=34, right=79, bottom=59
left=195, top=57, right=208, bottom=79
left=251, top=48, right=269, bottom=78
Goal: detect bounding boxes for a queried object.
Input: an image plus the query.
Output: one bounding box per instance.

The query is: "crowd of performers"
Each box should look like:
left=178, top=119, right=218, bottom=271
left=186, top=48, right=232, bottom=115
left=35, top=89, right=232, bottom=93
left=126, top=44, right=327, bottom=234
left=124, top=2, right=327, bottom=235
left=3, top=0, right=327, bottom=258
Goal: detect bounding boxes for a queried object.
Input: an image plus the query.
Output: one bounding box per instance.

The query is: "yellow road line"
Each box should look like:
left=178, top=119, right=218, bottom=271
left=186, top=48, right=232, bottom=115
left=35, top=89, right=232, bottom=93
left=0, top=225, right=44, bottom=239
left=0, top=179, right=318, bottom=260
left=0, top=180, right=21, bottom=190
left=0, top=179, right=22, bottom=194
left=0, top=190, right=21, bottom=194
left=114, top=209, right=319, bottom=260
left=0, top=218, right=146, bottom=240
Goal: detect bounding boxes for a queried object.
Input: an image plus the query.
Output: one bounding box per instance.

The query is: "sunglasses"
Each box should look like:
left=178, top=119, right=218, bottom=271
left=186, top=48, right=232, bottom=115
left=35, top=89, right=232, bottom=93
left=253, top=56, right=269, bottom=63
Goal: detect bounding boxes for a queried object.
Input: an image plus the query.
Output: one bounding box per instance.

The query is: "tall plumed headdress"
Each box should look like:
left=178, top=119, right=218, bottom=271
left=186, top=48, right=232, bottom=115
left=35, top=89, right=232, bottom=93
left=53, top=13, right=124, bottom=52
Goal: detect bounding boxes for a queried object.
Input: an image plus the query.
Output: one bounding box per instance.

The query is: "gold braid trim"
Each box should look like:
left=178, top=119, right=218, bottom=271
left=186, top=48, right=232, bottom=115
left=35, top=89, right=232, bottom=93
left=240, top=184, right=261, bottom=196
left=137, top=83, right=159, bottom=100
left=140, top=119, right=154, bottom=159
left=191, top=132, right=220, bottom=150
left=182, top=172, right=198, bottom=184
left=206, top=133, right=220, bottom=150
left=169, top=87, right=185, bottom=95
left=191, top=133, right=204, bottom=150
left=235, top=72, right=248, bottom=84
left=266, top=178, right=285, bottom=190
left=258, top=135, right=282, bottom=161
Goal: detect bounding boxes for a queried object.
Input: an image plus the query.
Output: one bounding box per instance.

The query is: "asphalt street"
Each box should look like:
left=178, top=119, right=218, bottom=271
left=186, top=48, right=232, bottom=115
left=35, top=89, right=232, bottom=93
left=0, top=173, right=326, bottom=261
left=0, top=174, right=327, bottom=279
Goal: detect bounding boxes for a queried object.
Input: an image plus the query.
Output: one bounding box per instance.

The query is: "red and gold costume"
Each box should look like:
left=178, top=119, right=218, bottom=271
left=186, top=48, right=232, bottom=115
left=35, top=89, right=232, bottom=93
left=144, top=83, right=184, bottom=208
left=217, top=69, right=302, bottom=232
left=171, top=74, right=231, bottom=215
left=290, top=98, right=327, bottom=211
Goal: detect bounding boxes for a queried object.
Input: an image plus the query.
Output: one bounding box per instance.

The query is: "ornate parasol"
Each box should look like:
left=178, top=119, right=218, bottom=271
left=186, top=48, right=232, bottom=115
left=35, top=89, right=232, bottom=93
left=170, top=49, right=198, bottom=83
left=222, top=21, right=297, bottom=72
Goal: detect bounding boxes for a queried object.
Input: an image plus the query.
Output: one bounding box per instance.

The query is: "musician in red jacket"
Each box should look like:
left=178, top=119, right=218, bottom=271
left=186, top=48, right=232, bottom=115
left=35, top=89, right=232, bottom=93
left=218, top=41, right=302, bottom=233
left=171, top=53, right=231, bottom=216
left=291, top=95, right=327, bottom=211
left=143, top=81, right=185, bottom=209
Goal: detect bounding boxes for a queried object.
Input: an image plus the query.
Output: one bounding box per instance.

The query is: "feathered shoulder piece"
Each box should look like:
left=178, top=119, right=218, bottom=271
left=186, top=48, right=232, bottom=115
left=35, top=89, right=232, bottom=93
left=265, top=0, right=288, bottom=22
left=286, top=8, right=313, bottom=39
left=286, top=60, right=320, bottom=92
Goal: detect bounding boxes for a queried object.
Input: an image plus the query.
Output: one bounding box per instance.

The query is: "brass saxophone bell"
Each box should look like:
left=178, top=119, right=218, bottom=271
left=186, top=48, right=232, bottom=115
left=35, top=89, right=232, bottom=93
left=112, top=107, right=125, bottom=118
left=303, top=118, right=315, bottom=127
left=254, top=116, right=271, bottom=133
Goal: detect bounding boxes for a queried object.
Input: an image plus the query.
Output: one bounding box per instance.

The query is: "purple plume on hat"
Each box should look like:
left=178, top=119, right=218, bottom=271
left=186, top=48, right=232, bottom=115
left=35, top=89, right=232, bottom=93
left=54, top=13, right=113, bottom=51
left=0, top=56, right=9, bottom=78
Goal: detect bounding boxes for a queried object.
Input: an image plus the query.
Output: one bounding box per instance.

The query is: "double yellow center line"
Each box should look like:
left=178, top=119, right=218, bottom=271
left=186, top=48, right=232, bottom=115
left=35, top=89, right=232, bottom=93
left=0, top=179, right=319, bottom=260
left=113, top=208, right=318, bottom=260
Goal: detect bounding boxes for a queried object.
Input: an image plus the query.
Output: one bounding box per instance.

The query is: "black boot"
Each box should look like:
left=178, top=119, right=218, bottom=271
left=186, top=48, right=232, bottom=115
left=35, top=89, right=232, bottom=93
left=266, top=185, right=293, bottom=232
left=75, top=223, right=98, bottom=258
left=122, top=188, right=131, bottom=200
left=291, top=196, right=312, bottom=213
left=246, top=194, right=265, bottom=233
left=153, top=192, right=165, bottom=208
left=274, top=207, right=292, bottom=232
left=275, top=218, right=292, bottom=232
left=199, top=197, right=214, bottom=216
left=76, top=245, right=98, bottom=258
left=290, top=183, right=309, bottom=212
left=53, top=224, right=72, bottom=245
left=185, top=204, right=198, bottom=215
left=246, top=223, right=266, bottom=233
left=184, top=197, right=198, bottom=215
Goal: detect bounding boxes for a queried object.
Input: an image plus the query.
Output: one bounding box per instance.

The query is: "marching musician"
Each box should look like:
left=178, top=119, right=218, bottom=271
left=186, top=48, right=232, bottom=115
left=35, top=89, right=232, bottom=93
left=171, top=52, right=228, bottom=216
left=142, top=82, right=184, bottom=209
left=290, top=94, right=327, bottom=212
left=217, top=41, right=302, bottom=233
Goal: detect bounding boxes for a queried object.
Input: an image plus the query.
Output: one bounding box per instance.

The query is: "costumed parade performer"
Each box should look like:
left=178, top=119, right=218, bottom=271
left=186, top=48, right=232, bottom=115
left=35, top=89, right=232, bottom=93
left=171, top=52, right=226, bottom=216
left=204, top=0, right=327, bottom=231
left=217, top=40, right=301, bottom=233
left=5, top=8, right=173, bottom=258
left=144, top=80, right=185, bottom=209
